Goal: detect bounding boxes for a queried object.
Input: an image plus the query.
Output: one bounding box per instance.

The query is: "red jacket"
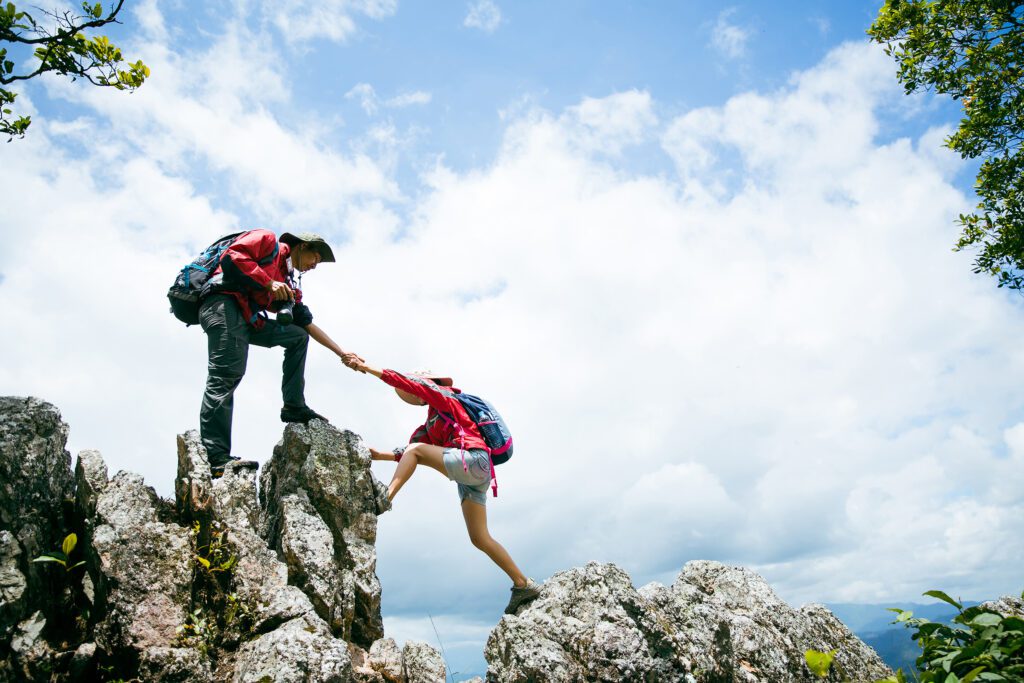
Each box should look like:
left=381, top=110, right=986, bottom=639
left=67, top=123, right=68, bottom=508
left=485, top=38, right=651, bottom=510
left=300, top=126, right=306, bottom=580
left=381, top=370, right=488, bottom=452
left=213, top=229, right=308, bottom=329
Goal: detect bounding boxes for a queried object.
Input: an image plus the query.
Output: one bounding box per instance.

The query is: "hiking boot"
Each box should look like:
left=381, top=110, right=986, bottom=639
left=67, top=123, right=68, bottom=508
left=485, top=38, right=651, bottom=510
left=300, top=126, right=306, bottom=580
left=210, top=456, right=259, bottom=479
left=504, top=578, right=541, bottom=615
left=280, top=404, right=328, bottom=424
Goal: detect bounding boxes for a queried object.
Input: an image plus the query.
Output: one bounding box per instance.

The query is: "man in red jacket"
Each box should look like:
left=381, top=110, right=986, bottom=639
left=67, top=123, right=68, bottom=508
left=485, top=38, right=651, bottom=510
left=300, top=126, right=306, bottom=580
left=198, top=230, right=360, bottom=476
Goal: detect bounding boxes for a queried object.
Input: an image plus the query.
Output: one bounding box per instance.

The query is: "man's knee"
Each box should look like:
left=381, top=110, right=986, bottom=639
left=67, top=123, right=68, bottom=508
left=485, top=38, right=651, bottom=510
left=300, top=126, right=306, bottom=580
left=207, top=365, right=246, bottom=389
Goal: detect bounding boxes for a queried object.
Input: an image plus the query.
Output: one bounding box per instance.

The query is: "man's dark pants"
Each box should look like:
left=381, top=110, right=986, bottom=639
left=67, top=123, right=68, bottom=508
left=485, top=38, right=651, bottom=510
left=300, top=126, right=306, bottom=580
left=199, top=294, right=308, bottom=465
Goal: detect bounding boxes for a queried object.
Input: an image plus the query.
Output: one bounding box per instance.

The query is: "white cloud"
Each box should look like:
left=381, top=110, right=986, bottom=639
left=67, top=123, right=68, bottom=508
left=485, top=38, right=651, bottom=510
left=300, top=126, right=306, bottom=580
left=711, top=8, right=751, bottom=59
left=40, top=19, right=398, bottom=225
left=347, top=84, right=433, bottom=116
left=385, top=91, right=432, bottom=108
left=464, top=0, right=502, bottom=33
left=266, top=0, right=398, bottom=43
left=347, top=82, right=380, bottom=115
left=563, top=90, right=657, bottom=155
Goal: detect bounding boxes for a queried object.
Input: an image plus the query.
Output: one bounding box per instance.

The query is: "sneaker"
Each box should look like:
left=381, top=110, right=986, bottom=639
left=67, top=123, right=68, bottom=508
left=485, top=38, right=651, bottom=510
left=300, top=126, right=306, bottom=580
left=210, top=456, right=259, bottom=478
left=504, top=578, right=541, bottom=615
left=280, top=404, right=328, bottom=424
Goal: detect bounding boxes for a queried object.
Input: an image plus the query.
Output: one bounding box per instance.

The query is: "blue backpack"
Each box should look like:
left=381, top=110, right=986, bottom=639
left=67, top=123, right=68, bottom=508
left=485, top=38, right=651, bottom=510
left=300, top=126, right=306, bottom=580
left=452, top=393, right=513, bottom=465
left=167, top=231, right=278, bottom=325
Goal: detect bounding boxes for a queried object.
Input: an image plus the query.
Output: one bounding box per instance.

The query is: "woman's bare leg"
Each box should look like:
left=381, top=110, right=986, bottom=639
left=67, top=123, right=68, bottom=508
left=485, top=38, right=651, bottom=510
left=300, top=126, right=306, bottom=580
left=462, top=498, right=527, bottom=587
left=386, top=442, right=447, bottom=501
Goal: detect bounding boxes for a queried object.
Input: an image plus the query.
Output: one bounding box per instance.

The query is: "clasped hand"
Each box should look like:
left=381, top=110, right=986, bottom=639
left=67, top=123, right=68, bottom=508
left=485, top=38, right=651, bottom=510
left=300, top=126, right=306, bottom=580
left=340, top=352, right=365, bottom=372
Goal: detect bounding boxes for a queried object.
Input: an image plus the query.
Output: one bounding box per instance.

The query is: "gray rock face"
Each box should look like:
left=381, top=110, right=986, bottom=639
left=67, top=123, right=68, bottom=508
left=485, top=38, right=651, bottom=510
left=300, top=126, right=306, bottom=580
left=485, top=560, right=893, bottom=683
left=232, top=611, right=353, bottom=682
left=368, top=637, right=405, bottom=682
left=982, top=595, right=1024, bottom=619
left=0, top=398, right=74, bottom=635
left=203, top=456, right=316, bottom=638
left=91, top=471, right=194, bottom=657
left=0, top=531, right=26, bottom=643
left=260, top=421, right=384, bottom=647
left=401, top=640, right=447, bottom=683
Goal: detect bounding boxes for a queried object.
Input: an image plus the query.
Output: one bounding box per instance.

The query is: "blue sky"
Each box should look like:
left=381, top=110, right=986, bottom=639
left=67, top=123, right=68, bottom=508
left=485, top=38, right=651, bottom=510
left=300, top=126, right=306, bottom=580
left=2, top=1, right=1022, bottom=678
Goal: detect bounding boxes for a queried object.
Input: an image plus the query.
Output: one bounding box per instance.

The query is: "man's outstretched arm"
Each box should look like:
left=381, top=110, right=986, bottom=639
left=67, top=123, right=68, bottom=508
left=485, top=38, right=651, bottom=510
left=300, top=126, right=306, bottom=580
left=305, top=323, right=363, bottom=368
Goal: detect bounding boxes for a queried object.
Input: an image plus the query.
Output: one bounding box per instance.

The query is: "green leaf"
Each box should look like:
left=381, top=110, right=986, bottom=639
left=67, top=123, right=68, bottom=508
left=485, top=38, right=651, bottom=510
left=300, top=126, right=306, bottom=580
left=196, top=556, right=210, bottom=569
left=62, top=532, right=77, bottom=556
left=925, top=590, right=963, bottom=610
left=962, top=666, right=988, bottom=683
left=970, top=613, right=1001, bottom=628
left=805, top=649, right=836, bottom=678
left=31, top=555, right=66, bottom=566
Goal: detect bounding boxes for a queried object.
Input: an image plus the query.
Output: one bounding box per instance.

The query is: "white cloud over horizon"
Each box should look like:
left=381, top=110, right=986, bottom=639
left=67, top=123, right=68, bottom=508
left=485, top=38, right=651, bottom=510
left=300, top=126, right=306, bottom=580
left=2, top=12, right=1023, bottom=675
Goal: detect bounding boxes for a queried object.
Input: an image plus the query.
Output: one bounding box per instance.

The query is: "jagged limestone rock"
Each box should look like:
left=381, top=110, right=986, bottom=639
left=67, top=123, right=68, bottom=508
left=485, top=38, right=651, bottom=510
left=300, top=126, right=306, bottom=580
left=73, top=450, right=107, bottom=525
left=232, top=611, right=353, bottom=682
left=0, top=397, right=75, bottom=641
left=982, top=595, right=1024, bottom=619
left=73, top=450, right=108, bottom=624
left=175, top=430, right=214, bottom=530
left=138, top=645, right=213, bottom=682
left=0, top=530, right=26, bottom=643
left=259, top=420, right=384, bottom=647
left=210, top=455, right=260, bottom=533
left=486, top=560, right=892, bottom=683
left=401, top=640, right=447, bottom=683
left=91, top=471, right=193, bottom=659
left=0, top=398, right=916, bottom=683
left=10, top=610, right=47, bottom=659
left=205, top=462, right=315, bottom=638
left=68, top=642, right=96, bottom=682
left=368, top=637, right=404, bottom=682
left=349, top=642, right=384, bottom=682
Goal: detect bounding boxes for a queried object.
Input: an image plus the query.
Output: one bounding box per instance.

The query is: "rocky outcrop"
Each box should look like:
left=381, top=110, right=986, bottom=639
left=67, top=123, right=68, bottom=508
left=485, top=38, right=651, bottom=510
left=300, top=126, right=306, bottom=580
left=485, top=561, right=894, bottom=682
left=0, top=397, right=444, bottom=683
left=0, top=396, right=909, bottom=683
left=259, top=421, right=384, bottom=647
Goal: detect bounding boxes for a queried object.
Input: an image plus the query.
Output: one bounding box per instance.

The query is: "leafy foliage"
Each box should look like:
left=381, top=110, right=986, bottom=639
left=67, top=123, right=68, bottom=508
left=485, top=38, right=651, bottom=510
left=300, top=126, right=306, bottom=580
left=0, top=0, right=148, bottom=139
left=175, top=608, right=217, bottom=656
left=806, top=648, right=838, bottom=678
left=869, top=1, right=1024, bottom=290
left=176, top=520, right=255, bottom=655
left=192, top=520, right=239, bottom=576
left=808, top=588, right=1024, bottom=682
left=888, top=589, right=1024, bottom=682
left=32, top=532, right=86, bottom=572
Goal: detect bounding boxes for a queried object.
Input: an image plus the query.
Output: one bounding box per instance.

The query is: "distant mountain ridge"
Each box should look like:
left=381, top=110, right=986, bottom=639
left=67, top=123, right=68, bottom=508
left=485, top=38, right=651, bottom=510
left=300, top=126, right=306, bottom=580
left=828, top=601, right=979, bottom=674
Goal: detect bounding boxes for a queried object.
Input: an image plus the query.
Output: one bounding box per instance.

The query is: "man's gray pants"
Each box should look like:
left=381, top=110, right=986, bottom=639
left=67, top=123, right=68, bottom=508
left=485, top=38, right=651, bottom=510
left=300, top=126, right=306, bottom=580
left=199, top=294, right=308, bottom=464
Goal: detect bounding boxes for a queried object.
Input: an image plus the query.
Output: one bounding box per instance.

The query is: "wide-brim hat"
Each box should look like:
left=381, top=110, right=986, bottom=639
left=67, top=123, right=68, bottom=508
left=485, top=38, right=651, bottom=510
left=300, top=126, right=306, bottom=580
left=410, top=369, right=453, bottom=386
left=280, top=232, right=336, bottom=263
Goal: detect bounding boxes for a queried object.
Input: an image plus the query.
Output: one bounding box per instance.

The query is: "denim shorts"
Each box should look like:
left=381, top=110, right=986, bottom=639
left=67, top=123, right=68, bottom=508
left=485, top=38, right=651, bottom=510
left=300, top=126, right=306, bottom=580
left=442, top=448, right=491, bottom=506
